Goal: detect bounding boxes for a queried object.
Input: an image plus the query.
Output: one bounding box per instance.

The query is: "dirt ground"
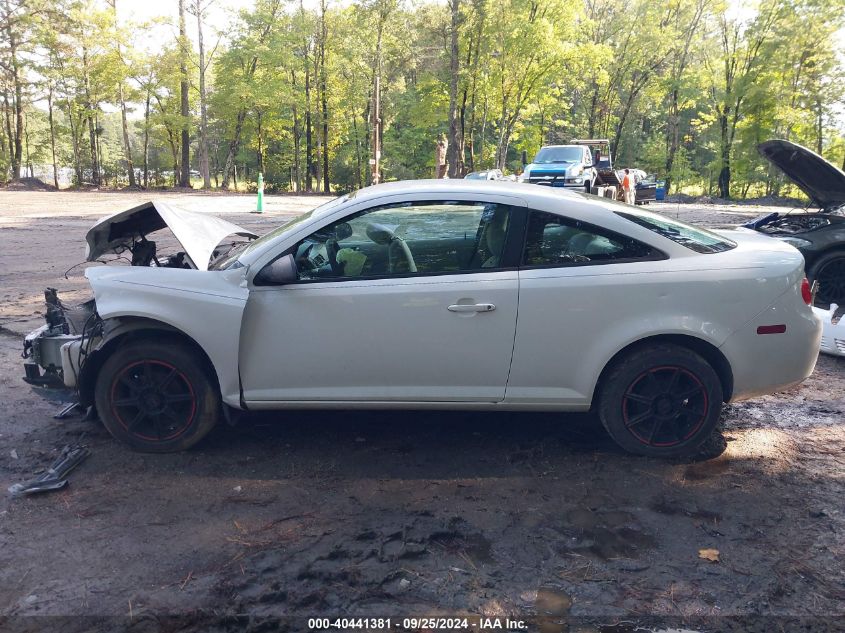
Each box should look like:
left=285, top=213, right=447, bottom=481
left=0, top=191, right=843, bottom=633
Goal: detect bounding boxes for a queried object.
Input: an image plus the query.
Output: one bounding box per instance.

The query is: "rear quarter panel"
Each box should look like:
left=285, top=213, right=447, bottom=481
left=506, top=234, right=810, bottom=407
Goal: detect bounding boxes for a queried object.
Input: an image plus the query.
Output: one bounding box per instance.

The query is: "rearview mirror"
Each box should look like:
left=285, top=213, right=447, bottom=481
left=254, top=253, right=297, bottom=286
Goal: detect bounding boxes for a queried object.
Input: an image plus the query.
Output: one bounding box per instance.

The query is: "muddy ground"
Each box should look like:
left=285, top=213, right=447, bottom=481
left=0, top=191, right=843, bottom=633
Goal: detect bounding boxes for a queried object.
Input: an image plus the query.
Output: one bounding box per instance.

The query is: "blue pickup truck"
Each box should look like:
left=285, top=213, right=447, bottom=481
left=520, top=144, right=598, bottom=192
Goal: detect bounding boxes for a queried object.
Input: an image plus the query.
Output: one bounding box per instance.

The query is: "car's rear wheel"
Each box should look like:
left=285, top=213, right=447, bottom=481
left=809, top=250, right=845, bottom=305
left=597, top=344, right=723, bottom=458
left=94, top=340, right=220, bottom=452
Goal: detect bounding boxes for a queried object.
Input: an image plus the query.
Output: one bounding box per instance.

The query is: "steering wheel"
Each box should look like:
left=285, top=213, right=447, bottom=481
left=297, top=240, right=343, bottom=275
left=365, top=223, right=417, bottom=273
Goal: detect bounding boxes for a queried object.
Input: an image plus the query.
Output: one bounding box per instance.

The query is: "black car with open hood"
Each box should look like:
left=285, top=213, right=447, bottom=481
left=746, top=140, right=845, bottom=304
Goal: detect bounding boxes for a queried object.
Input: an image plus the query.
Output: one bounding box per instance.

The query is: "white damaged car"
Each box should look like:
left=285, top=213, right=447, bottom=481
left=23, top=181, right=822, bottom=457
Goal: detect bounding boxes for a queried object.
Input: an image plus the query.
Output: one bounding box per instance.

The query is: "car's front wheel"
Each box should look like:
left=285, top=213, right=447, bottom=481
left=809, top=249, right=845, bottom=305
left=597, top=344, right=723, bottom=458
left=94, top=340, right=220, bottom=452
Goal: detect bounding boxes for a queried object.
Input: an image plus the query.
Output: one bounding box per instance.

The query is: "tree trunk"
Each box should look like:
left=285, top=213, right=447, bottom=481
left=178, top=0, right=191, bottom=187
left=2, top=90, right=14, bottom=173
left=320, top=0, right=330, bottom=193
left=291, top=69, right=301, bottom=192
left=352, top=107, right=362, bottom=189
left=195, top=0, right=211, bottom=189
left=3, top=19, right=23, bottom=180
left=82, top=47, right=100, bottom=186
left=109, top=1, right=136, bottom=187
left=47, top=85, right=59, bottom=189
left=64, top=101, right=83, bottom=186
left=143, top=86, right=151, bottom=188
left=446, top=0, right=461, bottom=178
left=221, top=108, right=247, bottom=190
left=167, top=133, right=179, bottom=187
left=717, top=112, right=731, bottom=199
left=371, top=73, right=381, bottom=184
left=119, top=86, right=136, bottom=186
left=664, top=88, right=680, bottom=195
left=305, top=46, right=313, bottom=191
left=256, top=109, right=263, bottom=173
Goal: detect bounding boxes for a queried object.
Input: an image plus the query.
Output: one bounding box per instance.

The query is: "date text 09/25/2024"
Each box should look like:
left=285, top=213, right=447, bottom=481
left=308, top=617, right=529, bottom=631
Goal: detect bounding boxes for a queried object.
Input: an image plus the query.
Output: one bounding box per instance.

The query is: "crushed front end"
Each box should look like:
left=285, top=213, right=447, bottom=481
left=22, top=288, right=101, bottom=389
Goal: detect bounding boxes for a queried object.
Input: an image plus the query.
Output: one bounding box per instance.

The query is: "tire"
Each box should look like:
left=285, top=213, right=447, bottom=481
left=808, top=250, right=845, bottom=305
left=94, top=340, right=220, bottom=452
left=597, top=344, right=723, bottom=458
left=584, top=180, right=592, bottom=195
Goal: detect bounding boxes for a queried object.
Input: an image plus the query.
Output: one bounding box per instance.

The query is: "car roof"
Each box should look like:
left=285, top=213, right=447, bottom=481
left=346, top=178, right=584, bottom=206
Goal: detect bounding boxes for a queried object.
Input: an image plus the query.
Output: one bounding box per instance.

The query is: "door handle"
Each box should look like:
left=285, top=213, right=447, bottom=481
left=447, top=303, right=496, bottom=313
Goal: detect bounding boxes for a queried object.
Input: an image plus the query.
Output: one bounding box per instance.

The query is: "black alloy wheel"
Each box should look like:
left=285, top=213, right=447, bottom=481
left=598, top=344, right=723, bottom=458
left=95, top=340, right=220, bottom=452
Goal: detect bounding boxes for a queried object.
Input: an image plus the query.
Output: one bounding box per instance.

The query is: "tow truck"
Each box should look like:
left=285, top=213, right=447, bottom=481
left=520, top=139, right=626, bottom=200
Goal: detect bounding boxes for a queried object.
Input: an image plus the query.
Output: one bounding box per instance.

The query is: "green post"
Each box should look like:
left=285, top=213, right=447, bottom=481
left=255, top=172, right=264, bottom=213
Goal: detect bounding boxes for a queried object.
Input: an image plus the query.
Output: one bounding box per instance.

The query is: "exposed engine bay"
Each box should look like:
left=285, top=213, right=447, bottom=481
left=23, top=201, right=259, bottom=392
left=22, top=288, right=101, bottom=389
left=743, top=205, right=844, bottom=236
left=751, top=213, right=832, bottom=235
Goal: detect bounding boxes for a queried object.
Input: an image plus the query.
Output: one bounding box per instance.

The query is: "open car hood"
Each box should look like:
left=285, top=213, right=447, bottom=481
left=758, top=140, right=845, bottom=211
left=85, top=201, right=257, bottom=271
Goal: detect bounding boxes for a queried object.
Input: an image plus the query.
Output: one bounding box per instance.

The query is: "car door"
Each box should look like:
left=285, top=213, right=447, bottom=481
left=239, top=199, right=521, bottom=404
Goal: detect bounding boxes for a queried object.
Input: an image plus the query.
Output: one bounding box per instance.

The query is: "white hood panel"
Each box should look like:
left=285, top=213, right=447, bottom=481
left=85, top=200, right=257, bottom=271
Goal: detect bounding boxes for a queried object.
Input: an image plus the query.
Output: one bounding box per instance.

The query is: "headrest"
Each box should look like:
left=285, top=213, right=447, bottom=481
left=366, top=223, right=396, bottom=245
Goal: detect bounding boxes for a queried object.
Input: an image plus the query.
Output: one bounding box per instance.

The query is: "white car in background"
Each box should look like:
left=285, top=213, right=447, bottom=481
left=464, top=169, right=504, bottom=181
left=23, top=181, right=821, bottom=457
left=814, top=304, right=845, bottom=357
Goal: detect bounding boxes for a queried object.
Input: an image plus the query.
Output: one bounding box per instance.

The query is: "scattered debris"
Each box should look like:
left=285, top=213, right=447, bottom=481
left=698, top=548, right=720, bottom=563
left=10, top=449, right=18, bottom=459
left=54, top=401, right=82, bottom=420
left=7, top=445, right=90, bottom=498
left=233, top=485, right=242, bottom=493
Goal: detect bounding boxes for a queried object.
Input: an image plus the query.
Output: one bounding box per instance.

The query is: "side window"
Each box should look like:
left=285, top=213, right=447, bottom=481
left=294, top=201, right=512, bottom=281
left=522, top=210, right=657, bottom=267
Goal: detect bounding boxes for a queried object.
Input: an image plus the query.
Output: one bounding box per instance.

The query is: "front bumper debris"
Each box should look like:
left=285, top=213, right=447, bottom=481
left=22, top=288, right=98, bottom=388
left=8, top=445, right=90, bottom=498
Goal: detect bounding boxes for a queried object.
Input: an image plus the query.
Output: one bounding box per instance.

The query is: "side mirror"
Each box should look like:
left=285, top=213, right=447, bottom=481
left=254, top=253, right=297, bottom=286
left=521, top=150, right=528, bottom=166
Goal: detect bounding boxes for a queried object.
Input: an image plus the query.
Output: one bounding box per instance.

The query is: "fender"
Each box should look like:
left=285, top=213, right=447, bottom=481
left=84, top=265, right=248, bottom=407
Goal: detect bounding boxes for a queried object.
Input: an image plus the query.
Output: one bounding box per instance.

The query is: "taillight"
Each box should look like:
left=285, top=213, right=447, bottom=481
left=801, top=277, right=812, bottom=305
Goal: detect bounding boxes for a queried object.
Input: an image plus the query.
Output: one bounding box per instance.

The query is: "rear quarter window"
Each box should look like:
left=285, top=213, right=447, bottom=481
left=523, top=211, right=662, bottom=267
left=615, top=210, right=736, bottom=254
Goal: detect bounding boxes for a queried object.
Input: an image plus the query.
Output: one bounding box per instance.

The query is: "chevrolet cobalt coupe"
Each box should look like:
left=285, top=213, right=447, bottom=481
left=23, top=181, right=821, bottom=457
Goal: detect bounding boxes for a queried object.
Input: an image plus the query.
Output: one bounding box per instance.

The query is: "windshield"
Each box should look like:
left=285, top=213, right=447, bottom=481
left=465, top=172, right=489, bottom=180
left=616, top=209, right=736, bottom=254
left=211, top=195, right=350, bottom=270
left=533, top=146, right=583, bottom=164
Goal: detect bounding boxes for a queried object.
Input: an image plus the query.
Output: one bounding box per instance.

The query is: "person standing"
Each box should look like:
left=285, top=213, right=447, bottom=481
left=622, top=168, right=636, bottom=205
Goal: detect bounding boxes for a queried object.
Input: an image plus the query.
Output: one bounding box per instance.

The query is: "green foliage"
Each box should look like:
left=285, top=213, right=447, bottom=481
left=1, top=0, right=844, bottom=196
